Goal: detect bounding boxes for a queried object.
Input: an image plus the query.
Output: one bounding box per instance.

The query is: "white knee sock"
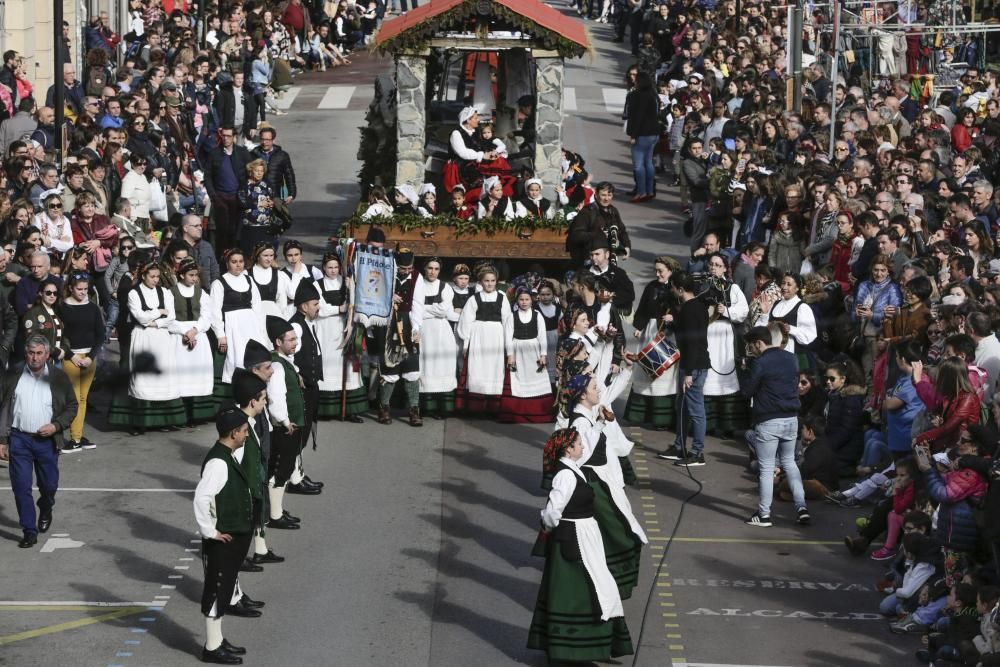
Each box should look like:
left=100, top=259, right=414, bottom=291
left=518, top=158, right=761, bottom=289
left=230, top=580, right=242, bottom=605
left=254, top=534, right=268, bottom=556
left=205, top=617, right=223, bottom=651
left=269, top=487, right=285, bottom=520
left=290, top=456, right=304, bottom=484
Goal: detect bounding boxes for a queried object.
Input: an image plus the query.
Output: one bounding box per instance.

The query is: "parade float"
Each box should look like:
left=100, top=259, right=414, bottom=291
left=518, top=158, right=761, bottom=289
left=348, top=0, right=592, bottom=261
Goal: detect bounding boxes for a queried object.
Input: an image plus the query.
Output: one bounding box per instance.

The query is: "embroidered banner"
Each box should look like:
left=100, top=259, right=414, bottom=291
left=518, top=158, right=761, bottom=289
left=351, top=242, right=395, bottom=327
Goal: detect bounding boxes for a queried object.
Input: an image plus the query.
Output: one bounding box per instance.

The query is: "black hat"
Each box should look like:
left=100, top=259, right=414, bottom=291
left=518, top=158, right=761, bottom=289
left=243, top=339, right=271, bottom=367
left=590, top=236, right=610, bottom=251
left=232, top=369, right=267, bottom=407
left=215, top=404, right=249, bottom=437
left=595, top=274, right=615, bottom=293
left=294, top=279, right=320, bottom=307
left=266, top=315, right=293, bottom=343
left=396, top=247, right=414, bottom=267
left=366, top=227, right=386, bottom=244
left=517, top=94, right=536, bottom=109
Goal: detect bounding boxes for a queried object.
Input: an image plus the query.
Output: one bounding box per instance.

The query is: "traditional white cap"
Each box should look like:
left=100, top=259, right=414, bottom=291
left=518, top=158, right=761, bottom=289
left=418, top=183, right=436, bottom=196
left=395, top=184, right=418, bottom=207
left=459, top=106, right=480, bottom=125
left=524, top=177, right=543, bottom=190
left=480, top=176, right=501, bottom=200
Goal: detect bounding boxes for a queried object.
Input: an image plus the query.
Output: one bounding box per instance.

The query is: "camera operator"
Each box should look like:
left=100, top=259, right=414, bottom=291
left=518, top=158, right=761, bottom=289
left=740, top=324, right=810, bottom=527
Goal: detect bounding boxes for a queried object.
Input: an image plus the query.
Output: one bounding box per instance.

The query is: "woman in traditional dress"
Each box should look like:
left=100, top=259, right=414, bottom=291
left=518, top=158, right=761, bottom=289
left=58, top=271, right=105, bottom=451
left=315, top=252, right=367, bottom=422
left=124, top=262, right=186, bottom=433
left=498, top=287, right=553, bottom=423
left=701, top=252, right=751, bottom=436
left=411, top=257, right=457, bottom=418
left=477, top=176, right=527, bottom=221
left=448, top=263, right=472, bottom=376
left=456, top=265, right=511, bottom=414
left=250, top=243, right=292, bottom=318
left=527, top=427, right=633, bottom=664
left=280, top=239, right=321, bottom=296
left=168, top=258, right=215, bottom=425
left=534, top=281, right=562, bottom=386
left=210, top=248, right=268, bottom=384
left=761, top=272, right=818, bottom=366
left=625, top=255, right=680, bottom=431
left=566, top=374, right=646, bottom=599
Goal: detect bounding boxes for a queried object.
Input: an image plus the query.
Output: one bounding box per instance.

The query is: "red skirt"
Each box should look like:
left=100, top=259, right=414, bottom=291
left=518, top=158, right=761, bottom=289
left=496, top=368, right=555, bottom=423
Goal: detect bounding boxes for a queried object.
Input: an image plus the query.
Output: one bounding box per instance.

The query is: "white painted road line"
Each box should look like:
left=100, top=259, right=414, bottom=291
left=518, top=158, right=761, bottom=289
left=317, top=85, right=357, bottom=109
left=563, top=87, right=577, bottom=111
left=673, top=664, right=794, bottom=667
left=1, top=487, right=195, bottom=492
left=602, top=88, right=627, bottom=115
left=273, top=86, right=301, bottom=110
left=0, top=600, right=167, bottom=607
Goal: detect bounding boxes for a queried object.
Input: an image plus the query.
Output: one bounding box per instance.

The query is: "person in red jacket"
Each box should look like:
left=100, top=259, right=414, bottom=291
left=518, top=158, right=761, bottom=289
left=69, top=191, right=118, bottom=307
left=951, top=108, right=978, bottom=155
left=913, top=356, right=981, bottom=452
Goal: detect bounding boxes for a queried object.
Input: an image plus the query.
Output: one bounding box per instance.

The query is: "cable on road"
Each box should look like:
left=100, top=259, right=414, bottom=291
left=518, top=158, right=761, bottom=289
left=632, top=388, right=703, bottom=665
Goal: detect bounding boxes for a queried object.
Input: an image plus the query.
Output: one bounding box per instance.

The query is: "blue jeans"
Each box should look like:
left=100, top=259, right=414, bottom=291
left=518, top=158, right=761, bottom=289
left=105, top=299, right=119, bottom=342
left=674, top=369, right=707, bottom=456
left=861, top=430, right=889, bottom=468
left=880, top=592, right=902, bottom=616
left=753, top=416, right=805, bottom=516
left=631, top=134, right=658, bottom=196
left=8, top=430, right=59, bottom=535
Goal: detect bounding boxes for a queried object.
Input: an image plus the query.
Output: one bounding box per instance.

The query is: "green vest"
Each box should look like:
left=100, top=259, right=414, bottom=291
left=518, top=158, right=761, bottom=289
left=272, top=352, right=306, bottom=426
left=241, top=421, right=265, bottom=501
left=201, top=442, right=253, bottom=534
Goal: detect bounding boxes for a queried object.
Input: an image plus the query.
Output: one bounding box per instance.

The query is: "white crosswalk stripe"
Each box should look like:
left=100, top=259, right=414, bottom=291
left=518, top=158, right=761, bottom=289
left=562, top=87, right=577, bottom=111
left=602, top=88, right=627, bottom=114
left=317, top=85, right=357, bottom=109
left=273, top=86, right=301, bottom=110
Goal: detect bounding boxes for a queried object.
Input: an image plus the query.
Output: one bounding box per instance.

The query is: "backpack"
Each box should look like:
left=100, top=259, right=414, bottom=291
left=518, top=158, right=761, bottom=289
left=86, top=66, right=106, bottom=96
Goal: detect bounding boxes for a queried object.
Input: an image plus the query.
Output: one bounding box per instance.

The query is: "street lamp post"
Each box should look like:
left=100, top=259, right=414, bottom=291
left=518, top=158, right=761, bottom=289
left=54, top=0, right=65, bottom=171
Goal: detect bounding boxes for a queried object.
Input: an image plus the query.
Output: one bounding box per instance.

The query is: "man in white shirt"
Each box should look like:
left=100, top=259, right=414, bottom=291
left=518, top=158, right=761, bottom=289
left=0, top=335, right=78, bottom=548
left=968, top=312, right=1000, bottom=406
left=193, top=407, right=255, bottom=665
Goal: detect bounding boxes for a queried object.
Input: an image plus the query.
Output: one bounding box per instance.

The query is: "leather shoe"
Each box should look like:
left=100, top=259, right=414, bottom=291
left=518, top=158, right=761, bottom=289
left=266, top=515, right=301, bottom=529
left=220, top=638, right=246, bottom=655
left=251, top=549, right=285, bottom=564
left=18, top=532, right=37, bottom=548
left=303, top=475, right=324, bottom=489
left=240, top=594, right=265, bottom=609
left=226, top=600, right=262, bottom=618
left=239, top=558, right=263, bottom=573
left=201, top=646, right=242, bottom=664
left=282, top=510, right=301, bottom=523
left=38, top=510, right=52, bottom=533
left=285, top=482, right=320, bottom=496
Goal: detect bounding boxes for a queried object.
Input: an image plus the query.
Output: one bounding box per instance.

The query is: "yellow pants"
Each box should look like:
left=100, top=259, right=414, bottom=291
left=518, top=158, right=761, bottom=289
left=63, top=359, right=97, bottom=443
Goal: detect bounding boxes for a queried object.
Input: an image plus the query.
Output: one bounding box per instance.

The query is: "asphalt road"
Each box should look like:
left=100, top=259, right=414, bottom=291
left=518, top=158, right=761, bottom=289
left=0, top=15, right=915, bottom=667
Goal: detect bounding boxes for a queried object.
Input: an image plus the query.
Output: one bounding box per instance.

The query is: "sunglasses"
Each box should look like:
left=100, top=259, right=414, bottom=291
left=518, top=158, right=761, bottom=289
left=42, top=290, right=58, bottom=296
left=47, top=203, right=63, bottom=210
left=798, top=379, right=810, bottom=386
left=824, top=376, right=839, bottom=383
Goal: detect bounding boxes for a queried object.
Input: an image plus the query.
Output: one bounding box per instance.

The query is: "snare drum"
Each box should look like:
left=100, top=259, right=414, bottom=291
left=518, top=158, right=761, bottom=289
left=636, top=333, right=680, bottom=380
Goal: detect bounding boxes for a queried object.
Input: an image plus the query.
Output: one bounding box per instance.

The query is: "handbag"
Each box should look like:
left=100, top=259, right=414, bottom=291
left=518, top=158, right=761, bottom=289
left=270, top=199, right=293, bottom=235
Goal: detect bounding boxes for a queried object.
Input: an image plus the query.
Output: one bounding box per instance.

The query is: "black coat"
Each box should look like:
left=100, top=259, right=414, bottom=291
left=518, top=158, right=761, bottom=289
left=203, top=145, right=251, bottom=199
left=250, top=145, right=297, bottom=199
left=591, top=265, right=635, bottom=316
left=214, top=78, right=255, bottom=138
left=289, top=312, right=323, bottom=388
left=625, top=87, right=661, bottom=138
left=800, top=437, right=839, bottom=492
left=825, top=386, right=866, bottom=471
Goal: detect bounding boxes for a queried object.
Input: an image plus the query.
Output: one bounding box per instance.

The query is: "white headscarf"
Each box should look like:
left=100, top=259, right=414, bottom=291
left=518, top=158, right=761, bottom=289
left=524, top=178, right=544, bottom=201
left=459, top=106, right=479, bottom=126
left=418, top=183, right=436, bottom=196
left=480, top=176, right=501, bottom=200
left=396, top=184, right=418, bottom=207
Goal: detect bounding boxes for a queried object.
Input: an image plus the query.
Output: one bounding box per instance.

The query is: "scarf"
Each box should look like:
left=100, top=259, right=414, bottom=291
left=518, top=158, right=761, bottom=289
left=741, top=251, right=761, bottom=269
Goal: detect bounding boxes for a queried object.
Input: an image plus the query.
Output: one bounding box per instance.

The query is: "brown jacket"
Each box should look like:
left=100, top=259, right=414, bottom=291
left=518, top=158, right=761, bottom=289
left=881, top=302, right=931, bottom=350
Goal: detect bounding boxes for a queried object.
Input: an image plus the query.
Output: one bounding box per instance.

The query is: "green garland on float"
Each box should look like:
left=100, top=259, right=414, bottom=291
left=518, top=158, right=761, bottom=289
left=348, top=212, right=571, bottom=237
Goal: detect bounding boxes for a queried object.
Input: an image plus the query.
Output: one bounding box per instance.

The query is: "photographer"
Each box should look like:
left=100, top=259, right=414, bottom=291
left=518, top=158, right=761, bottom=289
left=740, top=324, right=810, bottom=527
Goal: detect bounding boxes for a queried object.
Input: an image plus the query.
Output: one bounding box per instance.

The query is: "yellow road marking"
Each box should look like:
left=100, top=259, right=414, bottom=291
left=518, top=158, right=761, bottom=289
left=662, top=612, right=677, bottom=617
left=669, top=644, right=685, bottom=651
left=665, top=623, right=679, bottom=628
left=0, top=607, right=146, bottom=646
left=667, top=633, right=682, bottom=638
left=648, top=536, right=840, bottom=545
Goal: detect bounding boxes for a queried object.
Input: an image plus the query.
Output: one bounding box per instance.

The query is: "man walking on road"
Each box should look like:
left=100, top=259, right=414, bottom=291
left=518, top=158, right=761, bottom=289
left=0, top=335, right=77, bottom=548
left=739, top=325, right=810, bottom=527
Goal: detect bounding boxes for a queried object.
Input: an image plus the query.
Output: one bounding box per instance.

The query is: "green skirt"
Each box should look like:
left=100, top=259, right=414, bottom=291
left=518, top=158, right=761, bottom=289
left=587, top=473, right=642, bottom=600
left=705, top=392, right=750, bottom=436
left=624, top=392, right=677, bottom=429
left=527, top=534, right=634, bottom=662
left=317, top=387, right=369, bottom=419
left=184, top=395, right=218, bottom=422
left=211, top=351, right=233, bottom=406
left=108, top=395, right=187, bottom=429
left=420, top=391, right=456, bottom=416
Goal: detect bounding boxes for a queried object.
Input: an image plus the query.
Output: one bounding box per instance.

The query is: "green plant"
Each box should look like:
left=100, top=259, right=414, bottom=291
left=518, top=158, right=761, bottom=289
left=348, top=212, right=570, bottom=238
